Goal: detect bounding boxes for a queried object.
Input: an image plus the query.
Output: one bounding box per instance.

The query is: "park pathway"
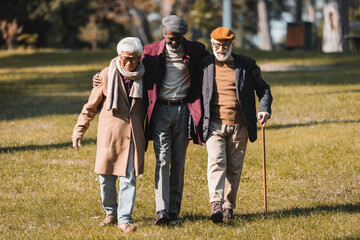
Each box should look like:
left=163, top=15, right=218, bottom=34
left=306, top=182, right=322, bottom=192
left=260, top=63, right=344, bottom=72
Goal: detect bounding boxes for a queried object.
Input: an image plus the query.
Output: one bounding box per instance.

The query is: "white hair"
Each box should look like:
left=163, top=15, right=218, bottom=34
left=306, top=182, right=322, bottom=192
left=210, top=38, right=234, bottom=45
left=116, top=37, right=143, bottom=56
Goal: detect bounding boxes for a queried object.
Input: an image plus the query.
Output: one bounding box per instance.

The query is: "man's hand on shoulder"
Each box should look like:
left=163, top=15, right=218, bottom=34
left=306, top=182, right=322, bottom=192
left=93, top=72, right=102, bottom=88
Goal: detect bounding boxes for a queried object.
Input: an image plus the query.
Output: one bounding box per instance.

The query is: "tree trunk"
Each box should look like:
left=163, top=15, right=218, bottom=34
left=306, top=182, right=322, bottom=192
left=161, top=0, right=175, bottom=16
left=257, top=0, right=273, bottom=51
left=177, top=0, right=189, bottom=18
left=7, top=40, right=12, bottom=50
left=91, top=40, right=97, bottom=50
left=309, top=0, right=315, bottom=22
left=129, top=7, right=153, bottom=46
left=292, top=0, right=303, bottom=22
left=340, top=0, right=349, bottom=52
left=322, top=0, right=349, bottom=52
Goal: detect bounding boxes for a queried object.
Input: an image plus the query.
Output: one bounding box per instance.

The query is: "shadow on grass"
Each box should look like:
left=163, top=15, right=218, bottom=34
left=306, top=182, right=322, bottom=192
left=180, top=203, right=360, bottom=225
left=0, top=94, right=90, bottom=121
left=264, top=69, right=360, bottom=86
left=235, top=49, right=360, bottom=63
left=0, top=50, right=113, bottom=69
left=239, top=203, right=360, bottom=222
left=0, top=71, right=94, bottom=91
left=291, top=88, right=360, bottom=96
left=0, top=71, right=95, bottom=121
left=262, top=119, right=360, bottom=130
left=0, top=139, right=96, bottom=154
left=268, top=203, right=360, bottom=217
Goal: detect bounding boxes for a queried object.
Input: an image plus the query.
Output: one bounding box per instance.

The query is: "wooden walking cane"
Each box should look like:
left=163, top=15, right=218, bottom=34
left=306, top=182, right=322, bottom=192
left=262, top=125, right=267, bottom=217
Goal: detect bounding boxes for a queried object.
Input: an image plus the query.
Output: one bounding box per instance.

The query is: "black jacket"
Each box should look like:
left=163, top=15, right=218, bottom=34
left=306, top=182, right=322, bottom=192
left=200, top=53, right=272, bottom=142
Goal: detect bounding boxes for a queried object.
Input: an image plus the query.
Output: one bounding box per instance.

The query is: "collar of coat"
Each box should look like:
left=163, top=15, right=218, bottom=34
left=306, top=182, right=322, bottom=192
left=155, top=38, right=192, bottom=59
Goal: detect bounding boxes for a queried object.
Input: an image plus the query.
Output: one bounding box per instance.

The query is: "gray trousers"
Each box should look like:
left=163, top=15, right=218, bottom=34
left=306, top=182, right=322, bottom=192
left=151, top=103, right=189, bottom=215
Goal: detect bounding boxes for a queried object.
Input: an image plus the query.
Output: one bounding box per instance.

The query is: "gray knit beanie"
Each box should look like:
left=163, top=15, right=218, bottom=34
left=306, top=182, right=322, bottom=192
left=162, top=15, right=188, bottom=35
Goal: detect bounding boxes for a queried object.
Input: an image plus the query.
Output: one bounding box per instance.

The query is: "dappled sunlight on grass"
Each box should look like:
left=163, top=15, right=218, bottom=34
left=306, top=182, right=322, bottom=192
left=235, top=48, right=360, bottom=67
left=0, top=49, right=359, bottom=239
left=0, top=65, right=103, bottom=76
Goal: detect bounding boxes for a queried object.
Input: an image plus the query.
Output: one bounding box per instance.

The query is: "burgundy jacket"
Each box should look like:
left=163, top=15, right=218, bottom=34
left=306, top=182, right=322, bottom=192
left=141, top=38, right=209, bottom=144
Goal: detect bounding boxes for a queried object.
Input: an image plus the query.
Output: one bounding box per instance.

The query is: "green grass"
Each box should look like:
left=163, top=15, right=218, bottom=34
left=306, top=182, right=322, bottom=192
left=0, top=49, right=359, bottom=239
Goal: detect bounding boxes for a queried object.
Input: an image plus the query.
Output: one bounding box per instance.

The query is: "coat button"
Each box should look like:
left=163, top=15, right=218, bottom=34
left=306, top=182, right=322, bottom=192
left=126, top=136, right=130, bottom=140
left=149, top=100, right=152, bottom=103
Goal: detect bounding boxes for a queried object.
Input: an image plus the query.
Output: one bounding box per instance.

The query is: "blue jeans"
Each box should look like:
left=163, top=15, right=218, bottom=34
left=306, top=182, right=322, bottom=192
left=99, top=139, right=136, bottom=224
left=151, top=103, right=189, bottom=215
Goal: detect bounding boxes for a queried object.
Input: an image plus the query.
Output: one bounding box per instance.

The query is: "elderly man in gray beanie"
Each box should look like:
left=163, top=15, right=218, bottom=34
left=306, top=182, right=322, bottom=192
left=94, top=15, right=208, bottom=225
left=141, top=15, right=208, bottom=225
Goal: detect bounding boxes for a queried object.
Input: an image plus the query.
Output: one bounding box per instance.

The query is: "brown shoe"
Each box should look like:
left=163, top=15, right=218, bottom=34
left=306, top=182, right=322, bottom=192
left=99, top=214, right=117, bottom=226
left=118, top=223, right=136, bottom=233
left=223, top=208, right=233, bottom=222
left=210, top=201, right=223, bottom=223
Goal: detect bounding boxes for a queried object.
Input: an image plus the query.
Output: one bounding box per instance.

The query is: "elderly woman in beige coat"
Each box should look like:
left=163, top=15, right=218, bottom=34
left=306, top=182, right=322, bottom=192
left=72, top=37, right=146, bottom=233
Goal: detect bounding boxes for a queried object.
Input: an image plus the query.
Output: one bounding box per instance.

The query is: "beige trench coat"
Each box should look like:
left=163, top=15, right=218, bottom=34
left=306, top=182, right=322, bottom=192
left=72, top=67, right=146, bottom=176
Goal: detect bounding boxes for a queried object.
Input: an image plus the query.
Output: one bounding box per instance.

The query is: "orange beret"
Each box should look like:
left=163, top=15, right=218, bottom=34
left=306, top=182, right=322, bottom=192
left=210, top=27, right=235, bottom=40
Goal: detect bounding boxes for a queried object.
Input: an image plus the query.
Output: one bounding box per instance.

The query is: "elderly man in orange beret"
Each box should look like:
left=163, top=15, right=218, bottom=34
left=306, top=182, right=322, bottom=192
left=200, top=27, right=273, bottom=223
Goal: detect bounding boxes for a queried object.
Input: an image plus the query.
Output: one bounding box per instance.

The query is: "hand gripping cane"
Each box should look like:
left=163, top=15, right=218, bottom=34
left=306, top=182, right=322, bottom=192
left=262, top=125, right=267, bottom=217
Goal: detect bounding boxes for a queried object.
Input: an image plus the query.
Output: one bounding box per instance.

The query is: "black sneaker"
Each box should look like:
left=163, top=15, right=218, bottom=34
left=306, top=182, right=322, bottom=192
left=210, top=201, right=223, bottom=223
left=223, top=208, right=233, bottom=222
left=155, top=210, right=170, bottom=225
left=169, top=213, right=184, bottom=225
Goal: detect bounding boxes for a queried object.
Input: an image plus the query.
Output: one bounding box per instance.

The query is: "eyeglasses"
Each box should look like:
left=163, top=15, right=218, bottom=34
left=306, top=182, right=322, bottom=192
left=165, top=36, right=183, bottom=42
left=120, top=56, right=139, bottom=63
left=212, top=43, right=231, bottom=50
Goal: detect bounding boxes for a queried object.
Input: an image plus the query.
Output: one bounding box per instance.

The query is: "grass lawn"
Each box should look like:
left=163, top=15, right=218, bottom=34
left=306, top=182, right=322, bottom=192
left=0, top=49, right=359, bottom=239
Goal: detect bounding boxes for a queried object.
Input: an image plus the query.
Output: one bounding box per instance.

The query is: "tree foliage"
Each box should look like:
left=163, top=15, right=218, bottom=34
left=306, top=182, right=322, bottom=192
left=349, top=0, right=360, bottom=22
left=17, top=33, right=39, bottom=49
left=0, top=19, right=23, bottom=50
left=78, top=15, right=109, bottom=50
left=190, top=0, right=221, bottom=36
left=0, top=0, right=356, bottom=50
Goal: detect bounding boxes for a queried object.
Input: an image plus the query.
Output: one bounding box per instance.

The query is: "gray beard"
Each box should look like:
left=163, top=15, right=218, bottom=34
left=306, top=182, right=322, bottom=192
left=166, top=43, right=182, bottom=52
left=213, top=46, right=233, bottom=61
